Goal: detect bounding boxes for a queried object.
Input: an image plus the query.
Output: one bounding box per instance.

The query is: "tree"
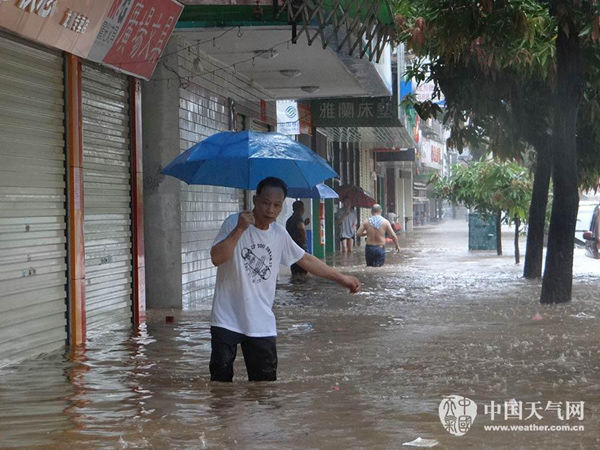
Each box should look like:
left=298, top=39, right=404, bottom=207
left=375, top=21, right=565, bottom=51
left=394, top=0, right=600, bottom=303
left=431, top=160, right=532, bottom=264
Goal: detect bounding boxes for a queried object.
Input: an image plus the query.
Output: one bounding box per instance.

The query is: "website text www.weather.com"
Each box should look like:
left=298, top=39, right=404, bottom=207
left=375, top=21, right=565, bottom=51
left=483, top=424, right=585, bottom=432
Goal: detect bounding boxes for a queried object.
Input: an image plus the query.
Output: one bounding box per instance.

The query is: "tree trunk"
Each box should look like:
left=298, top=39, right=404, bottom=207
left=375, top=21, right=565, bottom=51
left=540, top=15, right=582, bottom=304
left=496, top=211, right=502, bottom=256
left=523, top=144, right=552, bottom=278
left=514, top=217, right=520, bottom=264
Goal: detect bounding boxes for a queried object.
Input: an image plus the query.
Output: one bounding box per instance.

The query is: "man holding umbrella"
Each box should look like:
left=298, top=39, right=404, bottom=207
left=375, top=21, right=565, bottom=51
left=209, top=177, right=361, bottom=382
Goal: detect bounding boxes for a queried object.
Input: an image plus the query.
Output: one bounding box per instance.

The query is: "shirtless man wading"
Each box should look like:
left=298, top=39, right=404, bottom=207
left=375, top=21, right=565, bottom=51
left=356, top=204, right=400, bottom=267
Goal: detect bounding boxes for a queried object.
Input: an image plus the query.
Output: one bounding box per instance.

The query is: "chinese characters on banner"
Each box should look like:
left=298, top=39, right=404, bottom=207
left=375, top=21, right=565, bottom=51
left=310, top=97, right=400, bottom=127
left=0, top=0, right=114, bottom=58
left=88, top=0, right=183, bottom=80
left=0, top=0, right=182, bottom=80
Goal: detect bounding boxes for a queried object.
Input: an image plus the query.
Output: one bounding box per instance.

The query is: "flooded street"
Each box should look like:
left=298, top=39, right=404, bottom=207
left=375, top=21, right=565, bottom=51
left=1, top=219, right=598, bottom=449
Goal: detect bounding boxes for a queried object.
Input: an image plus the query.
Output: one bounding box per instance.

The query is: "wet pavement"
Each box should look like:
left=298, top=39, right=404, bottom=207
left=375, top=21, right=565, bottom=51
left=0, top=219, right=599, bottom=449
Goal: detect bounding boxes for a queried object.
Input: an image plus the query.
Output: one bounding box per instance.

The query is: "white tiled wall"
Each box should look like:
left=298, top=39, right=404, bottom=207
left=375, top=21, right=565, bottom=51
left=174, top=37, right=275, bottom=309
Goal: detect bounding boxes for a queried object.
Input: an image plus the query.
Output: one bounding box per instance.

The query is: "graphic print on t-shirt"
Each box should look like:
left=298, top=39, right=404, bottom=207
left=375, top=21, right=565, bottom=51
left=241, top=243, right=273, bottom=282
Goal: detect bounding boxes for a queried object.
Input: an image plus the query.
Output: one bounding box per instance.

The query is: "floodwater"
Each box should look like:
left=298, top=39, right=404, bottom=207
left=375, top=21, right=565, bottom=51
left=1, top=219, right=599, bottom=449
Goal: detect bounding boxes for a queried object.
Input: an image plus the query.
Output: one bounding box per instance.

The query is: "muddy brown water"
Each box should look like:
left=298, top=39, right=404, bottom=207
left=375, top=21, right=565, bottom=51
left=0, top=220, right=598, bottom=449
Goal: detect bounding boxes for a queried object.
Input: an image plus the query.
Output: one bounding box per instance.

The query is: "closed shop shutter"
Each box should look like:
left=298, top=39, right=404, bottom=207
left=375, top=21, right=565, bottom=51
left=81, top=63, right=132, bottom=332
left=0, top=35, right=67, bottom=363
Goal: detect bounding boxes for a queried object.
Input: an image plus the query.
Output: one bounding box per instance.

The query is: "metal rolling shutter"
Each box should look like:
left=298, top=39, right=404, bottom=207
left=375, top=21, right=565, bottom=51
left=0, top=35, right=67, bottom=363
left=81, top=63, right=132, bottom=332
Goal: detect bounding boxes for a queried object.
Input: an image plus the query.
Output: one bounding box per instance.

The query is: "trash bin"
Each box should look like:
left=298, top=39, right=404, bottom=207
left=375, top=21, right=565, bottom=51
left=468, top=213, right=497, bottom=250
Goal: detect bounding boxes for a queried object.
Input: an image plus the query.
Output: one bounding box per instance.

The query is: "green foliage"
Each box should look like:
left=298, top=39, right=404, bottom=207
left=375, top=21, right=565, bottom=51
left=430, top=160, right=532, bottom=224
left=393, top=0, right=600, bottom=188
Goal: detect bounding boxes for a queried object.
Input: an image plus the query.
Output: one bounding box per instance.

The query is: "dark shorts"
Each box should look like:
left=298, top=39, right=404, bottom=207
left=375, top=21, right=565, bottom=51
left=210, top=326, right=277, bottom=382
left=365, top=244, right=386, bottom=267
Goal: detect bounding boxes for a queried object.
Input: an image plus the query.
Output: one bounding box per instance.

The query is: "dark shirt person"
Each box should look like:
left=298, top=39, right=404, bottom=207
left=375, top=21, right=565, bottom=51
left=286, top=200, right=310, bottom=281
left=209, top=177, right=361, bottom=382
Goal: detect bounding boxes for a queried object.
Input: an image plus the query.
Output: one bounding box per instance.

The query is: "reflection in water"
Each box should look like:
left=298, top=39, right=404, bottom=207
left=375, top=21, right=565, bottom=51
left=0, top=220, right=598, bottom=448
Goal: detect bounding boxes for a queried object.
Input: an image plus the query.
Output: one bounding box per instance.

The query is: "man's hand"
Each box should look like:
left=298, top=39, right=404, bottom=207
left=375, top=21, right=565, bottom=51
left=297, top=253, right=361, bottom=293
left=341, top=275, right=361, bottom=293
left=304, top=217, right=311, bottom=226
left=237, top=211, right=255, bottom=231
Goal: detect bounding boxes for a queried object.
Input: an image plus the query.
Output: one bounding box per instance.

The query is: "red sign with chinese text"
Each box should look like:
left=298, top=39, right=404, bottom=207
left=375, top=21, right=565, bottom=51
left=431, top=146, right=442, bottom=163
left=91, top=0, right=183, bottom=80
left=298, top=103, right=312, bottom=135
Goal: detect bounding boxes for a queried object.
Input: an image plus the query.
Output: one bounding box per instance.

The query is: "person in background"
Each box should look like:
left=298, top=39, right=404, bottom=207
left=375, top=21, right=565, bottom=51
left=209, top=177, right=361, bottom=382
left=286, top=200, right=310, bottom=281
left=357, top=204, right=400, bottom=267
left=337, top=199, right=357, bottom=253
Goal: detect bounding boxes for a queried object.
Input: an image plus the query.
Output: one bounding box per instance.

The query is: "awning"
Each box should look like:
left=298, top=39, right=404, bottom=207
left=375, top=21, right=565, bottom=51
left=177, top=0, right=395, bottom=63
left=311, top=95, right=417, bottom=148
left=319, top=126, right=415, bottom=148
left=282, top=0, right=395, bottom=62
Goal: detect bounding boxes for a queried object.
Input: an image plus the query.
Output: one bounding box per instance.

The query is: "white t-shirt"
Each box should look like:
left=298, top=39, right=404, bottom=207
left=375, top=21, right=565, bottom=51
left=210, top=213, right=306, bottom=337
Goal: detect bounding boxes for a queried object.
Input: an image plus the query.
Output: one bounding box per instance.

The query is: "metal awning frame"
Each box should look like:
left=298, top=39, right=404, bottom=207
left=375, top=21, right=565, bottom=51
left=318, top=125, right=415, bottom=149
left=280, top=0, right=395, bottom=63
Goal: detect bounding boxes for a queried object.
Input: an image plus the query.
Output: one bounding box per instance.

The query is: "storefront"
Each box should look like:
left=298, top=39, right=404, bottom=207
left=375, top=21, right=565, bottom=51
left=0, top=33, right=68, bottom=363
left=0, top=0, right=181, bottom=365
left=81, top=62, right=134, bottom=332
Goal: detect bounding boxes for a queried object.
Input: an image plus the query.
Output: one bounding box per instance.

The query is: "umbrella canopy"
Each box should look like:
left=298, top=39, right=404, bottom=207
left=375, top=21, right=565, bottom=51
left=336, top=184, right=376, bottom=208
left=162, top=130, right=337, bottom=190
left=287, top=183, right=339, bottom=199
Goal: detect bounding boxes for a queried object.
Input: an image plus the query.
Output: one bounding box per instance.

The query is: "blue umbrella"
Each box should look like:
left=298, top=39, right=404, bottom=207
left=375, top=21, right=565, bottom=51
left=162, top=131, right=337, bottom=190
left=287, top=183, right=339, bottom=199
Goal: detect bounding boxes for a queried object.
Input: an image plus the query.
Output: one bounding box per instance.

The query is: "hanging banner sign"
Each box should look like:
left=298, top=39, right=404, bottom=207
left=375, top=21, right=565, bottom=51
left=298, top=102, right=312, bottom=135
left=311, top=96, right=401, bottom=127
left=276, top=99, right=300, bottom=135
left=0, top=0, right=112, bottom=57
left=419, top=137, right=443, bottom=169
left=0, top=0, right=183, bottom=80
left=88, top=0, right=183, bottom=80
left=375, top=148, right=415, bottom=162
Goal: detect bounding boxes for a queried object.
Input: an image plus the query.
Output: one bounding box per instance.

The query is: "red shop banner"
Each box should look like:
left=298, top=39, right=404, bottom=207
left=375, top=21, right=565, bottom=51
left=0, top=0, right=182, bottom=80
left=88, top=0, right=183, bottom=80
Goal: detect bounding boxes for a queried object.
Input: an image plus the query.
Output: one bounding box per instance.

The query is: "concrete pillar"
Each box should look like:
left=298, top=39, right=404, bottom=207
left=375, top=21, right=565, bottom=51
left=394, top=168, right=403, bottom=230
left=404, top=170, right=414, bottom=231
left=141, top=40, right=183, bottom=308
left=398, top=169, right=405, bottom=231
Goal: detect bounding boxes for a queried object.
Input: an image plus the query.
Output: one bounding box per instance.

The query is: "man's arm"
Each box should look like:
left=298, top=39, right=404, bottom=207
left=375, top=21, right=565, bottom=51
left=356, top=221, right=367, bottom=237
left=385, top=221, right=400, bottom=251
left=210, top=211, right=253, bottom=266
left=296, top=253, right=360, bottom=293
